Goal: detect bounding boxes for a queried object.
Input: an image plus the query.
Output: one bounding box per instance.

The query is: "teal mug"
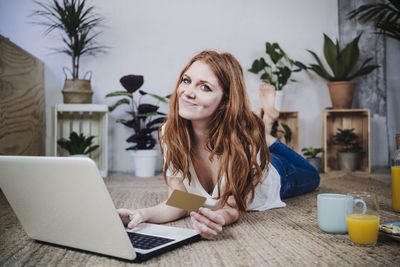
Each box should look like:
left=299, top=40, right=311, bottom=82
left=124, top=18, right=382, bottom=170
left=317, top=193, right=366, bottom=234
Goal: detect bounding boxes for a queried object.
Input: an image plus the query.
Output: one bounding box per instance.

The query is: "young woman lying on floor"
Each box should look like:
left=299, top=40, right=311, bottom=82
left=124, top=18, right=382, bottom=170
left=118, top=50, right=320, bottom=239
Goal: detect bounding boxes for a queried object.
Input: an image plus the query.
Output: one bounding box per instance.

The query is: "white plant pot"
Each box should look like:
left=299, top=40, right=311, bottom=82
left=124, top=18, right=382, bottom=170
left=69, top=154, right=89, bottom=158
left=130, top=149, right=159, bottom=178
left=275, top=90, right=285, bottom=111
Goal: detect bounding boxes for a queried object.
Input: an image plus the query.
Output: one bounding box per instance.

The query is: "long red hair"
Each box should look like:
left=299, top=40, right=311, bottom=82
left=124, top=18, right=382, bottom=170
left=159, top=50, right=269, bottom=215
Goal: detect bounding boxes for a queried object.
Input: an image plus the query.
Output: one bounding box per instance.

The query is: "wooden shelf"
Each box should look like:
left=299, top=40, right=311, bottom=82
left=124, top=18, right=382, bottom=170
left=51, top=104, right=108, bottom=176
left=322, top=109, right=370, bottom=173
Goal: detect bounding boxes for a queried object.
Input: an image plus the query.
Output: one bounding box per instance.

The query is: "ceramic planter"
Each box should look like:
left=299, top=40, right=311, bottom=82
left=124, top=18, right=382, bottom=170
left=130, top=149, right=159, bottom=177
left=327, top=81, right=356, bottom=109
left=62, top=79, right=93, bottom=104
left=275, top=90, right=285, bottom=111
left=306, top=157, right=322, bottom=172
left=337, top=152, right=359, bottom=171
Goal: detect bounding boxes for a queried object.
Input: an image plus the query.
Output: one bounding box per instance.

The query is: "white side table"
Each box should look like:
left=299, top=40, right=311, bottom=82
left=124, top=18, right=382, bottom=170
left=51, top=104, right=108, bottom=177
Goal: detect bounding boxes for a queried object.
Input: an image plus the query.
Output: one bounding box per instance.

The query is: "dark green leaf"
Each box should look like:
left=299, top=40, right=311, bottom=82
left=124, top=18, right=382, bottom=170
left=108, top=98, right=130, bottom=112
left=105, top=91, right=132, bottom=98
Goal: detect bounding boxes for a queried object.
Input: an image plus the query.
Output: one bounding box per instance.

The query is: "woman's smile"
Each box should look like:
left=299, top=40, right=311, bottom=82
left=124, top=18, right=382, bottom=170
left=177, top=60, right=224, bottom=122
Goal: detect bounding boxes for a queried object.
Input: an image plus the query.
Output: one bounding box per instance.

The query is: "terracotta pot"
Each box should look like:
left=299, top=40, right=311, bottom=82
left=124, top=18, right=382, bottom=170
left=327, top=81, right=356, bottom=109
left=62, top=79, right=93, bottom=104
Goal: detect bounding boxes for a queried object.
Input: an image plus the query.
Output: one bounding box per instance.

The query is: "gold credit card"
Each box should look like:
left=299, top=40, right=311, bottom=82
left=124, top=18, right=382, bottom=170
left=166, top=190, right=206, bottom=212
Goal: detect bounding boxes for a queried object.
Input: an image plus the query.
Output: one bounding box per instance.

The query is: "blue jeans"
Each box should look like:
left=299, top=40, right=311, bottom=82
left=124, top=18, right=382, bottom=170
left=269, top=139, right=320, bottom=199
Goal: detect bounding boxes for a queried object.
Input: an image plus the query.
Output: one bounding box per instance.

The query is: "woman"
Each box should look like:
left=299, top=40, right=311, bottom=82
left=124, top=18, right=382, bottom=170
left=118, top=50, right=320, bottom=239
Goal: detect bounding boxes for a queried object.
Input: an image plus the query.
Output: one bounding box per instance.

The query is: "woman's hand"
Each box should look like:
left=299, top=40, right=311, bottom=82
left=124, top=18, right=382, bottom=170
left=117, top=208, right=146, bottom=229
left=190, top=207, right=226, bottom=239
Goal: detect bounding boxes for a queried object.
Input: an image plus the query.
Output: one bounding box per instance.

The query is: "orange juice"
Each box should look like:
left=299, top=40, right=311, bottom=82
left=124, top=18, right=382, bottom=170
left=346, top=214, right=380, bottom=246
left=392, top=166, right=400, bottom=212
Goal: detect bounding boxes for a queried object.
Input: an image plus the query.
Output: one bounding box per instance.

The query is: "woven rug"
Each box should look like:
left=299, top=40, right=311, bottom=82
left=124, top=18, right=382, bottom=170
left=1, top=172, right=399, bottom=266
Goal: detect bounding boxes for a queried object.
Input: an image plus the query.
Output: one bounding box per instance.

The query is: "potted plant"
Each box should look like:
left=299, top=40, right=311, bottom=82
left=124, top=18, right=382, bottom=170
left=106, top=74, right=168, bottom=177
left=301, top=147, right=324, bottom=172
left=333, top=128, right=363, bottom=171
left=32, top=0, right=107, bottom=104
left=304, top=33, right=379, bottom=109
left=248, top=42, right=306, bottom=110
left=57, top=131, right=99, bottom=156
left=271, top=121, right=292, bottom=145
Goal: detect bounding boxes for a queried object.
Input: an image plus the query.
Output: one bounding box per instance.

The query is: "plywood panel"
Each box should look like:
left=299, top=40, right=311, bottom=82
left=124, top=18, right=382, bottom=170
left=0, top=35, right=45, bottom=155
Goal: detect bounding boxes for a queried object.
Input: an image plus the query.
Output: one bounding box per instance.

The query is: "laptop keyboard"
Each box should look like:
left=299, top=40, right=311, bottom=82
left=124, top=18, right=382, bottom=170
left=127, top=232, right=175, bottom=250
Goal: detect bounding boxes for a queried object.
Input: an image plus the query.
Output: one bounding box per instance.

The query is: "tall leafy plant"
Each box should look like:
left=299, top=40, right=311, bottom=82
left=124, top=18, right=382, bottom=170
left=31, top=0, right=107, bottom=79
left=106, top=75, right=169, bottom=150
left=347, top=0, right=400, bottom=42
left=305, top=33, right=379, bottom=81
left=248, top=42, right=306, bottom=90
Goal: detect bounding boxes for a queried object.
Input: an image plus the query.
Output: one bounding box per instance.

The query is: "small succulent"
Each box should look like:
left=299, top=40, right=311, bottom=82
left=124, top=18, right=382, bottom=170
left=57, top=131, right=99, bottom=155
left=301, top=147, right=324, bottom=158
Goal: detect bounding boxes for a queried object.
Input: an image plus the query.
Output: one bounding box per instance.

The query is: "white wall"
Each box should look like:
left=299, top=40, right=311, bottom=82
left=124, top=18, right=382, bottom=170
left=0, top=0, right=338, bottom=173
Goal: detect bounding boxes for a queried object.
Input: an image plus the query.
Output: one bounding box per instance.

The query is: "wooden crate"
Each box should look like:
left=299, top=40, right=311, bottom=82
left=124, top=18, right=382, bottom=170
left=323, top=109, right=370, bottom=173
left=51, top=104, right=108, bottom=176
left=277, top=111, right=299, bottom=152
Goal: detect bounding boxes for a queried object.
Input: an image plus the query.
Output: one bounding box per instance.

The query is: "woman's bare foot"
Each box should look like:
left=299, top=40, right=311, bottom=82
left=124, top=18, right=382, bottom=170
left=258, top=83, right=279, bottom=134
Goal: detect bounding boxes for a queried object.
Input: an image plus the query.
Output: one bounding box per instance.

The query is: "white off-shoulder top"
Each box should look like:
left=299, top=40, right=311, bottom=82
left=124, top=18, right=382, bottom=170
left=161, top=125, right=286, bottom=211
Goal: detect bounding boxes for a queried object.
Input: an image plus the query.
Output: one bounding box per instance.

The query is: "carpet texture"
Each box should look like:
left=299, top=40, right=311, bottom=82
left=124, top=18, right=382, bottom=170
left=1, top=172, right=399, bottom=266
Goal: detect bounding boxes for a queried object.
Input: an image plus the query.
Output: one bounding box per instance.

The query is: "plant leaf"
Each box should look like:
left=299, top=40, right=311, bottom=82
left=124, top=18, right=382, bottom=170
left=108, top=98, right=130, bottom=112
left=306, top=50, right=334, bottom=81
left=105, top=91, right=132, bottom=98
left=323, top=34, right=340, bottom=78
left=337, top=34, right=361, bottom=80
left=120, top=75, right=144, bottom=93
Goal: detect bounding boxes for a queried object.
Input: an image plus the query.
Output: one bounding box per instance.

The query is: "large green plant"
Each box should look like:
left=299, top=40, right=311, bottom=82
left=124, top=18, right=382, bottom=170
left=348, top=0, right=400, bottom=42
left=333, top=128, right=363, bottom=153
left=106, top=75, right=169, bottom=150
left=248, top=42, right=306, bottom=91
left=32, top=0, right=107, bottom=79
left=305, top=34, right=379, bottom=81
left=57, top=131, right=99, bottom=155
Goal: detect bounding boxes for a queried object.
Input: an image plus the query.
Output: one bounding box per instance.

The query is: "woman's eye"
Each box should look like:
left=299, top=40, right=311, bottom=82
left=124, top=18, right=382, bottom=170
left=182, top=78, right=190, bottom=84
left=201, top=84, right=211, bottom=91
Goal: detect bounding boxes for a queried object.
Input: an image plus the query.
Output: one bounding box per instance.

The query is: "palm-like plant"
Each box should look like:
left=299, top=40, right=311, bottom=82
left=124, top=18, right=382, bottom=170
left=57, top=131, right=99, bottom=155
left=347, top=0, right=400, bottom=42
left=106, top=75, right=169, bottom=150
left=31, top=0, right=107, bottom=79
left=333, top=128, right=363, bottom=153
left=305, top=33, right=379, bottom=81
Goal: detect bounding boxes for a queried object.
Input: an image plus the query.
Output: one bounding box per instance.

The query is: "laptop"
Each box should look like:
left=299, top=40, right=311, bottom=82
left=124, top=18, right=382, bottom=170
left=0, top=156, right=200, bottom=262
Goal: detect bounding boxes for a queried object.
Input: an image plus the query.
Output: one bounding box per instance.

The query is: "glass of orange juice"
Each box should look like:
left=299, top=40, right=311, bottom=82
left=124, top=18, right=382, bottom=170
left=346, top=192, right=380, bottom=247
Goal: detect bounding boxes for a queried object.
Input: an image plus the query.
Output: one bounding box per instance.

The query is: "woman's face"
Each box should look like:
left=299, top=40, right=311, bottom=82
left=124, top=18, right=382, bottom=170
left=177, top=60, right=224, bottom=123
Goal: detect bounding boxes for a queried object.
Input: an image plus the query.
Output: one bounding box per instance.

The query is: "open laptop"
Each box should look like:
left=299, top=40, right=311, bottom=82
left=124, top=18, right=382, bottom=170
left=0, top=156, right=200, bottom=262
